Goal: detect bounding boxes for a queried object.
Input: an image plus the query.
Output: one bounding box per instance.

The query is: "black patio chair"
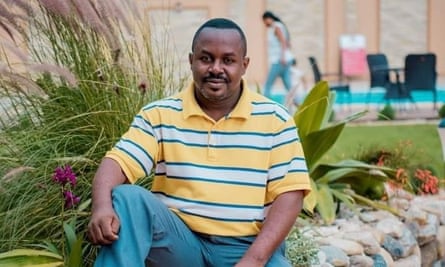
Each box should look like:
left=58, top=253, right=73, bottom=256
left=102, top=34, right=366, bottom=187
left=366, top=53, right=413, bottom=106
left=308, top=56, right=351, bottom=106
left=404, top=53, right=437, bottom=109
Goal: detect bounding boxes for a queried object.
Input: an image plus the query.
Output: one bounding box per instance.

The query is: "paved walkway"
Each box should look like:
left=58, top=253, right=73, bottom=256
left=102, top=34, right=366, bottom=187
left=332, top=77, right=443, bottom=124
left=334, top=102, right=439, bottom=124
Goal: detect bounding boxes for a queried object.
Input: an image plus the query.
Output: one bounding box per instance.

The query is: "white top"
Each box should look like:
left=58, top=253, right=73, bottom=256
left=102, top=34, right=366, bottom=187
left=267, top=21, right=294, bottom=64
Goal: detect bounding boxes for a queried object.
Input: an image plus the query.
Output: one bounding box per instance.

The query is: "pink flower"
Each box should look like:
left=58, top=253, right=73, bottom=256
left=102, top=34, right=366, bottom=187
left=63, top=190, right=81, bottom=209
left=52, top=165, right=77, bottom=187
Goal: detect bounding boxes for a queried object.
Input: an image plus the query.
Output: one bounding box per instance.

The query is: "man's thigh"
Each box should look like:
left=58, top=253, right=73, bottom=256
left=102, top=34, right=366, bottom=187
left=200, top=235, right=290, bottom=267
left=113, top=185, right=207, bottom=267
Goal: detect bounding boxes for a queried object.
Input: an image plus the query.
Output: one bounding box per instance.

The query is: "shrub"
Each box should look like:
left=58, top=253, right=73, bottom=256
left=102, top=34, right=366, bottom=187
left=0, top=1, right=183, bottom=265
left=286, top=227, right=319, bottom=267
left=377, top=104, right=395, bottom=120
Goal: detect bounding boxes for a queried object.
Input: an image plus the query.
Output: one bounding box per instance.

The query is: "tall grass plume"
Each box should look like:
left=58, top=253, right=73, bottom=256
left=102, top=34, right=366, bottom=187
left=0, top=0, right=186, bottom=265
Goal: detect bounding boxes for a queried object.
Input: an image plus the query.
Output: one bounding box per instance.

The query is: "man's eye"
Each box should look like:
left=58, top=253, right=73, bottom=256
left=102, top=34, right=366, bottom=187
left=201, top=56, right=211, bottom=62
left=224, top=58, right=234, bottom=64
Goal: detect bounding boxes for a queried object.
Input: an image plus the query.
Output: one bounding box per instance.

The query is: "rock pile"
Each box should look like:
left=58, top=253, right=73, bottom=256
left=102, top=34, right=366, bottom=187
left=301, top=188, right=445, bottom=267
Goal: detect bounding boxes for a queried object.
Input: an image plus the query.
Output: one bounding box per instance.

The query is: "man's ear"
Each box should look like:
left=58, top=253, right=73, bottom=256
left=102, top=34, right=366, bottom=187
left=188, top=53, right=193, bottom=66
left=243, top=56, right=250, bottom=69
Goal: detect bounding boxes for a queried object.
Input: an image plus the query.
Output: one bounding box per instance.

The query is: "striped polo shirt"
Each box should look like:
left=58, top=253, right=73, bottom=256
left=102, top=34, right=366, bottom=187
left=105, top=80, right=311, bottom=236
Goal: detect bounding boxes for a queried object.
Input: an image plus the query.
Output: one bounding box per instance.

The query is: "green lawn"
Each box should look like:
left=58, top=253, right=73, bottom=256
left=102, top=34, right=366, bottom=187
left=321, top=123, right=445, bottom=179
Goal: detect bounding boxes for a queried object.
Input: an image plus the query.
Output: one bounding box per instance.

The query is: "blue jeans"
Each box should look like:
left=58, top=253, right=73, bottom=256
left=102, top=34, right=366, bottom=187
left=263, top=62, right=292, bottom=99
left=94, top=185, right=291, bottom=267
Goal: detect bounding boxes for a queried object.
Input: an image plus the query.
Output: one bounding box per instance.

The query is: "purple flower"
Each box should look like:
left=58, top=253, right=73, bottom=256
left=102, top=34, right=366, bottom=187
left=63, top=190, right=81, bottom=209
left=52, top=165, right=77, bottom=187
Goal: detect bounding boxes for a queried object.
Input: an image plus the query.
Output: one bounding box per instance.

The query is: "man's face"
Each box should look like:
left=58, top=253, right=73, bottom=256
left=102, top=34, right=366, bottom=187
left=189, top=28, right=249, bottom=103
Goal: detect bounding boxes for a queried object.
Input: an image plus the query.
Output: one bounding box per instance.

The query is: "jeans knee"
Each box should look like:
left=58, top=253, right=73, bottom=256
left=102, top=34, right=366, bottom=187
left=112, top=184, right=151, bottom=202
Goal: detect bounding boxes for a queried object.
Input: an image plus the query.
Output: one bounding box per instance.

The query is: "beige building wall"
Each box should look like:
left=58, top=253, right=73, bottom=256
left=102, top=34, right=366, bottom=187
left=135, top=0, right=445, bottom=87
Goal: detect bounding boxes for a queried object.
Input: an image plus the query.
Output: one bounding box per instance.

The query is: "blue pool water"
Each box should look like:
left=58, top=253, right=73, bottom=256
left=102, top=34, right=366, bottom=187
left=335, top=90, right=445, bottom=104
left=270, top=89, right=445, bottom=105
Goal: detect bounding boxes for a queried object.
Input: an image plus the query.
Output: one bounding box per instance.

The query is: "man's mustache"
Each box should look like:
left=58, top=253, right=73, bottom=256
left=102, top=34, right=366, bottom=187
left=204, top=74, right=228, bottom=82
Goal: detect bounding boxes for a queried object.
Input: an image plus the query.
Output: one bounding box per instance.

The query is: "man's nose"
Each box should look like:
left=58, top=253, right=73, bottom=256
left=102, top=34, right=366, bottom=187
left=209, top=60, right=223, bottom=74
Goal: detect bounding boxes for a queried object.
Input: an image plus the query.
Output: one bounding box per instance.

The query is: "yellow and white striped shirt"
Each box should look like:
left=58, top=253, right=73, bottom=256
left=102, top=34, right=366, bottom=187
left=106, top=80, right=311, bottom=236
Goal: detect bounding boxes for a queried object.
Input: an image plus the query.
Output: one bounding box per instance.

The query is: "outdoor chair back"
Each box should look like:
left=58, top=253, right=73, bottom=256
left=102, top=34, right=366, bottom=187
left=404, top=53, right=437, bottom=108
left=366, top=53, right=391, bottom=89
left=308, top=56, right=351, bottom=106
left=366, top=53, right=412, bottom=104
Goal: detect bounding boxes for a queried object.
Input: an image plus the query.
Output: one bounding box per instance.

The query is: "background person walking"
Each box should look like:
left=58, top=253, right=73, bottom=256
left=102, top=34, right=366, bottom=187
left=262, top=11, right=295, bottom=101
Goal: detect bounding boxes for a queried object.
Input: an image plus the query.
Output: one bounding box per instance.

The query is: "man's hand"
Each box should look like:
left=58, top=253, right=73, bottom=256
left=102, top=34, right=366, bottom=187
left=88, top=157, right=127, bottom=245
left=88, top=207, right=120, bottom=245
left=236, top=190, right=304, bottom=266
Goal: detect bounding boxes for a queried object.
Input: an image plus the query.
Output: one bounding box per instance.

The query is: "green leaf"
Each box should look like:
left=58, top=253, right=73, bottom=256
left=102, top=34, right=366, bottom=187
left=303, top=123, right=346, bottom=169
left=67, top=238, right=83, bottom=267
left=311, top=159, right=397, bottom=180
left=331, top=188, right=355, bottom=210
left=35, top=241, right=60, bottom=255
left=347, top=191, right=401, bottom=217
left=316, top=167, right=387, bottom=184
left=294, top=82, right=330, bottom=137
left=315, top=184, right=336, bottom=224
left=0, top=249, right=63, bottom=267
left=63, top=222, right=77, bottom=254
left=77, top=198, right=91, bottom=212
left=303, top=179, right=318, bottom=214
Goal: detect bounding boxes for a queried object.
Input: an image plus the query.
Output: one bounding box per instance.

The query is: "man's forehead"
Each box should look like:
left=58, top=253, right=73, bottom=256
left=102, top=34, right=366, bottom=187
left=197, top=27, right=242, bottom=40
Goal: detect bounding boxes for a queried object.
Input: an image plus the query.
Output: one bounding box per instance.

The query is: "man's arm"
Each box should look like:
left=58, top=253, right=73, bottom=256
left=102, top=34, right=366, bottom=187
left=88, top=157, right=128, bottom=245
left=235, top=190, right=304, bottom=267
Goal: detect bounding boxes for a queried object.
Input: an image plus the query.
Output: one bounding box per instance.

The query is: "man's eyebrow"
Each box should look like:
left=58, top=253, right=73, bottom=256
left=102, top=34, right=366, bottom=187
left=199, top=49, right=237, bottom=57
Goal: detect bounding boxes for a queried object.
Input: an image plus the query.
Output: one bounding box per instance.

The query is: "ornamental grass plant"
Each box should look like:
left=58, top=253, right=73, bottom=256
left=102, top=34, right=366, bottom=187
left=0, top=0, right=185, bottom=265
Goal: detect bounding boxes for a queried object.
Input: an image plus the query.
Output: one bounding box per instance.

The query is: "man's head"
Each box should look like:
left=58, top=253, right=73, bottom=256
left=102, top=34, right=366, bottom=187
left=191, top=18, right=247, bottom=56
left=189, top=18, right=249, bottom=106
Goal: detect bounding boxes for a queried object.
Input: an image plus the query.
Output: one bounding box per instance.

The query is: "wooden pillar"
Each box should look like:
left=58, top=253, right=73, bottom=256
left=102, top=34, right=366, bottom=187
left=324, top=0, right=346, bottom=74
left=245, top=1, right=267, bottom=85
left=429, top=0, right=445, bottom=75
left=356, top=0, right=380, bottom=54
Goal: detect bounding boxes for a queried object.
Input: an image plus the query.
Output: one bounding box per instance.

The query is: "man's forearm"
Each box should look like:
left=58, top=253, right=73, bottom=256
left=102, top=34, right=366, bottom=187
left=91, top=157, right=128, bottom=211
left=241, top=190, right=304, bottom=265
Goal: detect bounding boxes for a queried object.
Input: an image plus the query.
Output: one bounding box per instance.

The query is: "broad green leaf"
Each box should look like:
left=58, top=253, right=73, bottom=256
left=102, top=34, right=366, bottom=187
left=67, top=238, right=83, bottom=267
left=303, top=123, right=346, bottom=169
left=315, top=184, right=336, bottom=224
left=347, top=191, right=401, bottom=217
left=0, top=249, right=63, bottom=267
left=311, top=159, right=397, bottom=180
left=296, top=81, right=330, bottom=115
left=316, top=167, right=387, bottom=184
left=303, top=179, right=318, bottom=214
left=294, top=82, right=330, bottom=137
left=331, top=188, right=355, bottom=210
left=337, top=110, right=369, bottom=124
left=63, top=222, right=77, bottom=253
left=295, top=97, right=329, bottom=138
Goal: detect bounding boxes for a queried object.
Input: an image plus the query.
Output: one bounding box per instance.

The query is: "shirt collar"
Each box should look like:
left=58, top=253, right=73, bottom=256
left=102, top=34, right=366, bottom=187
left=181, top=79, right=252, bottom=120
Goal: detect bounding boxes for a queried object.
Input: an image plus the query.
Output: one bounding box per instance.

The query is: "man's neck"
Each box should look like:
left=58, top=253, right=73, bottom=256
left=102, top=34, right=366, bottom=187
left=195, top=86, right=243, bottom=121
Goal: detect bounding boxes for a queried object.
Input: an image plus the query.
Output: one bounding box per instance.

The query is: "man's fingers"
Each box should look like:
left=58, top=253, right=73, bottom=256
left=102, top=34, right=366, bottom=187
left=88, top=223, right=103, bottom=245
left=99, top=218, right=119, bottom=242
left=111, top=217, right=120, bottom=236
left=88, top=217, right=119, bottom=245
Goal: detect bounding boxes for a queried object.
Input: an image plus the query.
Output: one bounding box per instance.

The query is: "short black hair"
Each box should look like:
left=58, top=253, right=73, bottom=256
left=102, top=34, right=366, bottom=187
left=191, top=18, right=247, bottom=56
